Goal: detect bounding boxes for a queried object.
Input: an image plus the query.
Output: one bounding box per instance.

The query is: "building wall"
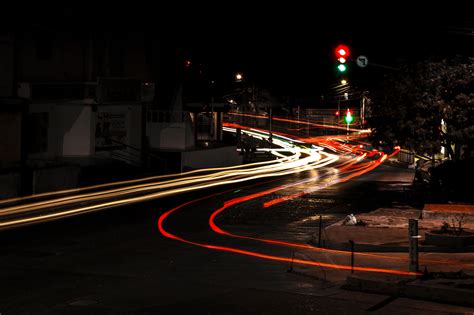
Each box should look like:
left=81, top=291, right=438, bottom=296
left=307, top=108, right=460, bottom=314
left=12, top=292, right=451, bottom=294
left=147, top=121, right=195, bottom=150
left=0, top=34, right=14, bottom=97
left=60, top=105, right=94, bottom=156
left=128, top=105, right=143, bottom=149
left=16, top=32, right=152, bottom=83
left=29, top=103, right=58, bottom=159
left=181, top=146, right=242, bottom=170
left=33, top=165, right=80, bottom=194
left=0, top=112, right=22, bottom=168
left=28, top=103, right=143, bottom=160
left=0, top=173, right=20, bottom=199
left=17, top=33, right=87, bottom=82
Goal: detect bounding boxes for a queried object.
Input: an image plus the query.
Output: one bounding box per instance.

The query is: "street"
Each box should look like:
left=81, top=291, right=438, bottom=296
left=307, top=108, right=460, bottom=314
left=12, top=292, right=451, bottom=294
left=1, top=17, right=473, bottom=314
left=2, top=162, right=473, bottom=314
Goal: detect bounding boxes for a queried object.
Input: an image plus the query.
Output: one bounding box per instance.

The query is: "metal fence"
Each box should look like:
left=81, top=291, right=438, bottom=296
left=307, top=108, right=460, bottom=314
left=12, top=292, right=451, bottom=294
left=146, top=110, right=189, bottom=123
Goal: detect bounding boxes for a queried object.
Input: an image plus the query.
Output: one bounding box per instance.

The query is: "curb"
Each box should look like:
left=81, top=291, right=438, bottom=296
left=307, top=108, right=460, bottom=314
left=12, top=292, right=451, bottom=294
left=311, top=239, right=474, bottom=253
left=343, top=276, right=474, bottom=307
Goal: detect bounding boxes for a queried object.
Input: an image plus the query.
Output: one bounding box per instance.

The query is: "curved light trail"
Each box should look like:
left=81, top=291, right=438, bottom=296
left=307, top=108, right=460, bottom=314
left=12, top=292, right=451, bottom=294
left=0, top=122, right=338, bottom=229
left=158, top=181, right=421, bottom=277
left=158, top=117, right=425, bottom=277
left=0, top=111, right=458, bottom=276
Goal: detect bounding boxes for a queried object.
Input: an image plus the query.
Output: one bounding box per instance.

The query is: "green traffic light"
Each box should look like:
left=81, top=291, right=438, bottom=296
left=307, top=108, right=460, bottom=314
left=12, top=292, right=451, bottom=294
left=337, top=64, right=347, bottom=72
left=344, top=112, right=353, bottom=124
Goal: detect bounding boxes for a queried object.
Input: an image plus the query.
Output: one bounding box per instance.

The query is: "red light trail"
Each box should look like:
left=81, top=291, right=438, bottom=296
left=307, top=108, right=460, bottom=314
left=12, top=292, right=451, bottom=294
left=158, top=119, right=422, bottom=277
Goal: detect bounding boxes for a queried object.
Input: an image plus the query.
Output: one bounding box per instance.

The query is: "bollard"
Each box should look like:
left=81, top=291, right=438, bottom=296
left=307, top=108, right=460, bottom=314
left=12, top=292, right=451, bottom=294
left=409, top=219, right=420, bottom=272
left=349, top=240, right=355, bottom=274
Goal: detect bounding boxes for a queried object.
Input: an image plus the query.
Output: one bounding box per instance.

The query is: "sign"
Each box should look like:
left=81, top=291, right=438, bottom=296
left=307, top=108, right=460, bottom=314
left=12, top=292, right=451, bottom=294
left=95, top=112, right=127, bottom=151
left=356, top=55, right=368, bottom=68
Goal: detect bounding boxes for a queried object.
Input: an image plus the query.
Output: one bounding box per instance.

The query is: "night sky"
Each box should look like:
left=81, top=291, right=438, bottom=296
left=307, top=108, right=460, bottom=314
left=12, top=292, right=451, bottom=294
left=9, top=4, right=473, bottom=102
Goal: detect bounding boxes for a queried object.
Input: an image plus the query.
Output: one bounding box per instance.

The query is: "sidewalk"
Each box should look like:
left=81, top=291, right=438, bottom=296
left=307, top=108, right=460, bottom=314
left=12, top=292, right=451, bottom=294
left=313, top=205, right=474, bottom=252
left=295, top=204, right=474, bottom=306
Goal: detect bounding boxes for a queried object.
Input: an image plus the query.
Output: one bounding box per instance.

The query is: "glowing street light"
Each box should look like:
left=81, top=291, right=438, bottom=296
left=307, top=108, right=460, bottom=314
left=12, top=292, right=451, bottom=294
left=235, top=73, right=243, bottom=82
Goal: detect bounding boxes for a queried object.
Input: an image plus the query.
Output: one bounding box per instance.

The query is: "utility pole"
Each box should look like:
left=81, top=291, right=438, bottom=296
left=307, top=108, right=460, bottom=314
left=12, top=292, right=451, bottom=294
left=360, top=93, right=367, bottom=128
left=269, top=107, right=273, bottom=147
left=210, top=80, right=215, bottom=139
left=337, top=97, right=340, bottom=125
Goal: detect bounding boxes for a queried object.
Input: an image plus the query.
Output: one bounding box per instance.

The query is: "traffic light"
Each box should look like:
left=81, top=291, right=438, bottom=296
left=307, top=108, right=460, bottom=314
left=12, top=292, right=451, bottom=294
left=344, top=109, right=353, bottom=124
left=335, top=45, right=350, bottom=58
left=335, top=44, right=350, bottom=73
left=337, top=64, right=347, bottom=72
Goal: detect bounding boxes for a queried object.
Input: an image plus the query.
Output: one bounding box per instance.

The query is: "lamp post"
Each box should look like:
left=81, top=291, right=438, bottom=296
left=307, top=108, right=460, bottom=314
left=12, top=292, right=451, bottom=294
left=337, top=97, right=340, bottom=124
left=268, top=107, right=273, bottom=147
left=360, top=91, right=368, bottom=128
left=235, top=73, right=243, bottom=113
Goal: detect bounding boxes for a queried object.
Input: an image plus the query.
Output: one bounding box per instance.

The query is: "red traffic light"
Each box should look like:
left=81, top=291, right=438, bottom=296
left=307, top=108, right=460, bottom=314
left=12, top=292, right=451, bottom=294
left=335, top=45, right=350, bottom=58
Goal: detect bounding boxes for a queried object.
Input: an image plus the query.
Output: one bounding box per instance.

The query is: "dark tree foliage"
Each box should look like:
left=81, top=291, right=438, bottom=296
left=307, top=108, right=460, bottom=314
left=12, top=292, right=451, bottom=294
left=368, top=57, right=474, bottom=160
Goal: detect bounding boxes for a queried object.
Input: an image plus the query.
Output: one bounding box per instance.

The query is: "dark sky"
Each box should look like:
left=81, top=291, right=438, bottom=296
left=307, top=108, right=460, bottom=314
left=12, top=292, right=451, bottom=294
left=8, top=3, right=474, bottom=100
left=187, top=12, right=473, bottom=99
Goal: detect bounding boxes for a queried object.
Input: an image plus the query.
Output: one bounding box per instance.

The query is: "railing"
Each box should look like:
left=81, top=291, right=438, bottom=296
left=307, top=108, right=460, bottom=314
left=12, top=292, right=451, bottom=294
left=146, top=110, right=189, bottom=123
left=104, top=139, right=167, bottom=169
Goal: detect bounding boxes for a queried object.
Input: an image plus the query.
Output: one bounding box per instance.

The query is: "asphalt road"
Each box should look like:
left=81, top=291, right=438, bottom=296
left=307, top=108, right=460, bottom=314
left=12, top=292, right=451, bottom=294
left=2, top=164, right=473, bottom=314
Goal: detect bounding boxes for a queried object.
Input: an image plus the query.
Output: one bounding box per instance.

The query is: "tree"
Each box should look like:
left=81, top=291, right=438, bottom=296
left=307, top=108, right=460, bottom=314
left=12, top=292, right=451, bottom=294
left=368, top=57, right=474, bottom=160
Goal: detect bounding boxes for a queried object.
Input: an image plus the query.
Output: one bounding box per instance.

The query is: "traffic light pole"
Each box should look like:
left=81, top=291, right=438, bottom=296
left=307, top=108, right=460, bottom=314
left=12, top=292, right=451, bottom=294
left=337, top=97, right=340, bottom=125
left=269, top=107, right=273, bottom=147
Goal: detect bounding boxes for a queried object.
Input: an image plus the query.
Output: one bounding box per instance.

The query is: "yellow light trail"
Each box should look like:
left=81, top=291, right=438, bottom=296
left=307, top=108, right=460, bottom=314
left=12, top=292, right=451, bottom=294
left=0, top=126, right=343, bottom=230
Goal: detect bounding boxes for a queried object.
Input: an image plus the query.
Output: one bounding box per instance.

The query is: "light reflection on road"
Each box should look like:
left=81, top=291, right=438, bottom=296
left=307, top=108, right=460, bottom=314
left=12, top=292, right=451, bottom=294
left=158, top=115, right=425, bottom=277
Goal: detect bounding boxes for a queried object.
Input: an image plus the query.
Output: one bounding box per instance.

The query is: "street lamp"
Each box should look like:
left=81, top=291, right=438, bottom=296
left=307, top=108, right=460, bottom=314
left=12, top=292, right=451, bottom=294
left=235, top=73, right=243, bottom=82
left=341, top=79, right=348, bottom=85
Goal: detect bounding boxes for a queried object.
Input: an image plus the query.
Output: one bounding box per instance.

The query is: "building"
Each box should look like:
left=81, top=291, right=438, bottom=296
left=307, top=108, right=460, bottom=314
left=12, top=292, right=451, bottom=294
left=0, top=31, right=240, bottom=198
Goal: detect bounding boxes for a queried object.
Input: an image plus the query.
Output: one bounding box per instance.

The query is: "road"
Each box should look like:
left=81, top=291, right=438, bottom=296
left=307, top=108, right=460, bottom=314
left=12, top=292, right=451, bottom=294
left=1, top=116, right=472, bottom=313
left=0, top=118, right=376, bottom=230
left=2, top=164, right=473, bottom=314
